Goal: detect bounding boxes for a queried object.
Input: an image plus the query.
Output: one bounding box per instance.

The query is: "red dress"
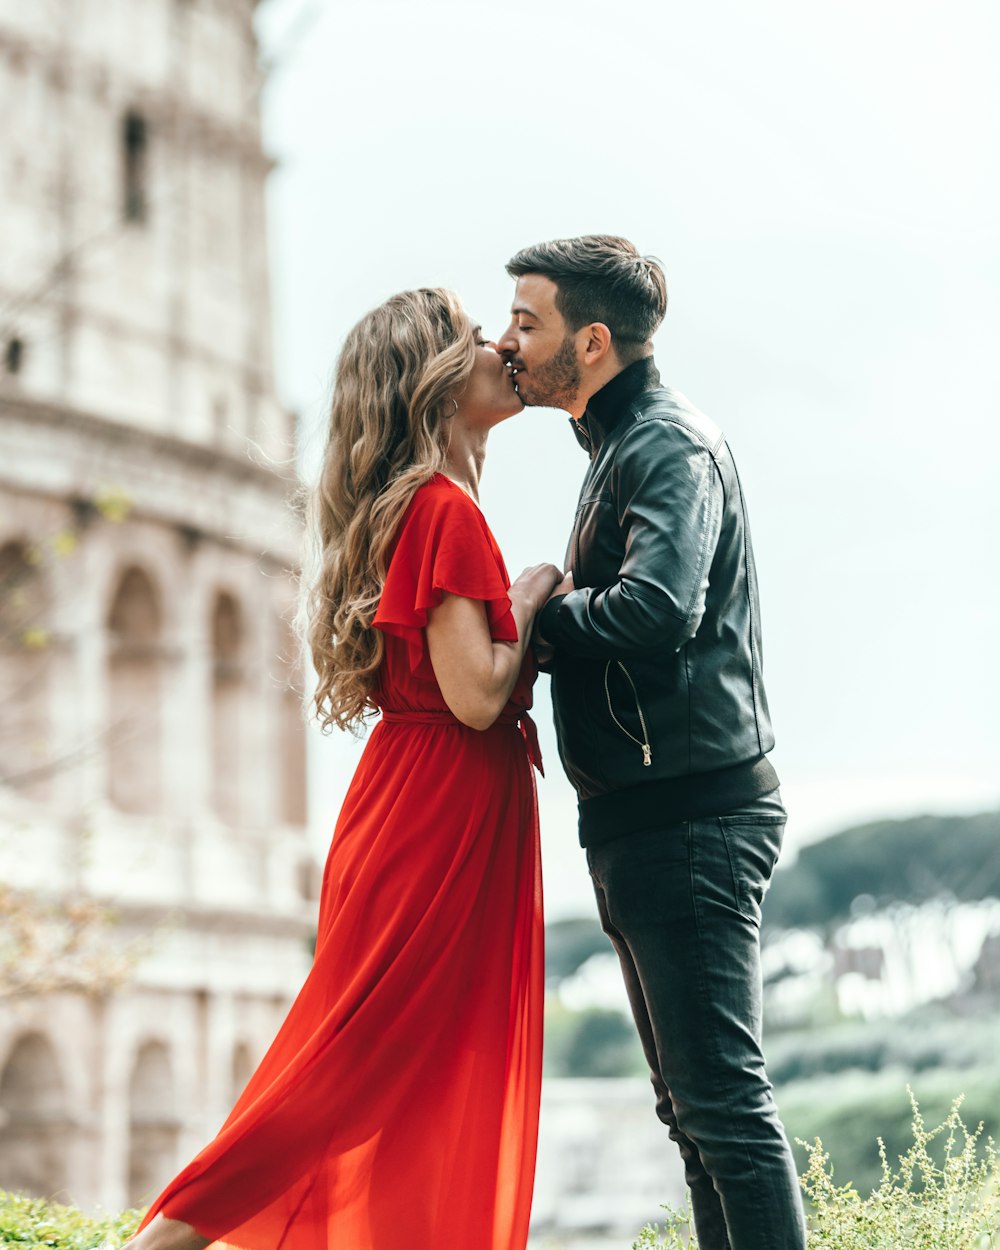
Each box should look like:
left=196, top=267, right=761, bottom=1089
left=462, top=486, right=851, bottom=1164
left=136, top=474, right=544, bottom=1250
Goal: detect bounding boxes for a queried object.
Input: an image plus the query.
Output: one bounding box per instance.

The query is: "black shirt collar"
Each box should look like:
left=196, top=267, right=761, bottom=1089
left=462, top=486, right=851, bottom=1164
left=574, top=356, right=661, bottom=452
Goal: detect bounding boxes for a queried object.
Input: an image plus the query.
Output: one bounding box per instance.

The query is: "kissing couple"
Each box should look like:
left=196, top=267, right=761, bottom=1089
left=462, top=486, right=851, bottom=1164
left=117, top=235, right=806, bottom=1250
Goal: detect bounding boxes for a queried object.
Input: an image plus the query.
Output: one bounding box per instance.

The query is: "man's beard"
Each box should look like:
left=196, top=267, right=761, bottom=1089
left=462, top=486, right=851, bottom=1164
left=518, top=335, right=581, bottom=410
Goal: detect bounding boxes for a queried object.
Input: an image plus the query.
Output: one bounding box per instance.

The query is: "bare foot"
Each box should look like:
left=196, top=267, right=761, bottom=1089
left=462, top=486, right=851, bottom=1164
left=119, top=1213, right=211, bottom=1250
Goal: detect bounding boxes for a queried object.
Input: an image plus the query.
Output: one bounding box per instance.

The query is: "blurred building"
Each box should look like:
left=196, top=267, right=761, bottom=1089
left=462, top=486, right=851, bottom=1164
left=0, top=0, right=315, bottom=1211
left=531, top=1079, right=687, bottom=1244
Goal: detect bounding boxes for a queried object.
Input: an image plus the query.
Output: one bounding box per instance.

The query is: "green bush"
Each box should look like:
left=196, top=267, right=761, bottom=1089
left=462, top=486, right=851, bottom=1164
left=767, top=1012, right=1000, bottom=1085
left=0, top=1191, right=141, bottom=1249
left=633, top=1092, right=999, bottom=1249
left=778, top=1066, right=1000, bottom=1196
left=543, top=998, right=646, bottom=1078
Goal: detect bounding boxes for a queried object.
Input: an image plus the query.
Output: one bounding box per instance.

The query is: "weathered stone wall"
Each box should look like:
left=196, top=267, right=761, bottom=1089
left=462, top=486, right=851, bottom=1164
left=0, top=0, right=315, bottom=1212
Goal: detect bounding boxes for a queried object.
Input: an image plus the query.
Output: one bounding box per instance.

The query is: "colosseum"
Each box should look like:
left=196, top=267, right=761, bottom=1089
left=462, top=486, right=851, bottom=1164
left=0, top=0, right=316, bottom=1212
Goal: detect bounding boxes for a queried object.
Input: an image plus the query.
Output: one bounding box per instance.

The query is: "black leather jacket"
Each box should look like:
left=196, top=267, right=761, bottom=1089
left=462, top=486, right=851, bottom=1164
left=538, top=359, right=778, bottom=836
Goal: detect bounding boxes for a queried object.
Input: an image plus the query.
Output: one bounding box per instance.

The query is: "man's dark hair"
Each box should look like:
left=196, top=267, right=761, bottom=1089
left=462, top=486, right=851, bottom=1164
left=505, top=234, right=667, bottom=360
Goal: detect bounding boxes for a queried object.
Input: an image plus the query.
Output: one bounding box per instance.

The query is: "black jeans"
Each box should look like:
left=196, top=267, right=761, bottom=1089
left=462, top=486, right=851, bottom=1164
left=586, top=797, right=806, bottom=1250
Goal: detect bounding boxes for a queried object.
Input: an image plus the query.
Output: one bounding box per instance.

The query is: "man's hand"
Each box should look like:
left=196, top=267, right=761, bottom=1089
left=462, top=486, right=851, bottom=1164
left=549, top=570, right=574, bottom=601
left=532, top=570, right=573, bottom=664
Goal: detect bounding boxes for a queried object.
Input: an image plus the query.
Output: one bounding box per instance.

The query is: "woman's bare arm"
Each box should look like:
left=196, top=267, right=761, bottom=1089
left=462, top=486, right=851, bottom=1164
left=425, top=563, right=562, bottom=730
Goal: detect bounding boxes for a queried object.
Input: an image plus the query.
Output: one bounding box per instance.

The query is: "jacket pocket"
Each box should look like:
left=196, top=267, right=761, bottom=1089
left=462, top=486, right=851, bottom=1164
left=603, top=660, right=653, bottom=768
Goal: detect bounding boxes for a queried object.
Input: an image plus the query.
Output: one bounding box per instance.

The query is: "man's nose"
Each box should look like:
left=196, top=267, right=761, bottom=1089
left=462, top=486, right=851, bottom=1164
left=496, top=323, right=517, bottom=357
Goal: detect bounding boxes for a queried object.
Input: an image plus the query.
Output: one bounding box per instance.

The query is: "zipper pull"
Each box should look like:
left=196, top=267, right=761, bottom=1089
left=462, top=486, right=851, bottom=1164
left=642, top=744, right=652, bottom=767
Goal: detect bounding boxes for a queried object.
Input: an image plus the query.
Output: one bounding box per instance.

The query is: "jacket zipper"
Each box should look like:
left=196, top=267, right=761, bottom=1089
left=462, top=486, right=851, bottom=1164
left=604, top=661, right=652, bottom=766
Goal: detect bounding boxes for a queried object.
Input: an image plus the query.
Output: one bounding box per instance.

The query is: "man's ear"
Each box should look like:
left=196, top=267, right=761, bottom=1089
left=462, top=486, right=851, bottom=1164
left=580, top=322, right=613, bottom=366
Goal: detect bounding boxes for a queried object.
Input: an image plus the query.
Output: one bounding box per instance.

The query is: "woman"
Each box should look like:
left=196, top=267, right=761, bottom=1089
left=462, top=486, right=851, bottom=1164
left=122, top=289, right=562, bottom=1250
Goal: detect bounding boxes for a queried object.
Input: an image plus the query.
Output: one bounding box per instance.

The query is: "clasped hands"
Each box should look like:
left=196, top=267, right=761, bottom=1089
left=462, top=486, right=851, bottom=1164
left=534, top=569, right=573, bottom=665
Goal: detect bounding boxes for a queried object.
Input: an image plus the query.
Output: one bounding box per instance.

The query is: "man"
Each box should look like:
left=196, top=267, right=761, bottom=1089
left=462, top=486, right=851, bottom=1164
left=498, top=235, right=806, bottom=1250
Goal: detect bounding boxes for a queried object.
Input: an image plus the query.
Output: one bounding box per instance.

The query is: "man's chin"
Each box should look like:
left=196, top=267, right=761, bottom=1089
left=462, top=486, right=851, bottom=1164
left=513, top=386, right=546, bottom=408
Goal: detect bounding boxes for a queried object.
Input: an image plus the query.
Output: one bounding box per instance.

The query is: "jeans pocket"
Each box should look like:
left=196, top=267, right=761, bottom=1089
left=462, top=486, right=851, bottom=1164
left=717, top=816, right=785, bottom=927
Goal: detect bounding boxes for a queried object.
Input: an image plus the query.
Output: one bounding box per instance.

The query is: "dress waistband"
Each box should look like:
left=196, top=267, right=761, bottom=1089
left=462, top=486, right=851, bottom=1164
left=379, top=708, right=543, bottom=775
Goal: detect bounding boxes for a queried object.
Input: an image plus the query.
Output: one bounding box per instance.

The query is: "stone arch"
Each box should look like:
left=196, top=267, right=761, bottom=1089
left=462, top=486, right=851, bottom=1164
left=0, top=539, right=52, bottom=798
left=210, top=589, right=245, bottom=825
left=0, top=1031, right=71, bottom=1198
left=94, top=532, right=181, bottom=643
left=127, top=1039, right=179, bottom=1207
left=231, top=1040, right=255, bottom=1106
left=107, top=565, right=162, bottom=813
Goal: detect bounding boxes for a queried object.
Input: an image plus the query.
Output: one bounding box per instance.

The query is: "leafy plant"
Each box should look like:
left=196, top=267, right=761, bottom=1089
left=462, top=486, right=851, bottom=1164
left=0, top=1191, right=141, bottom=1250
left=800, top=1090, right=998, bottom=1249
left=632, top=1092, right=999, bottom=1250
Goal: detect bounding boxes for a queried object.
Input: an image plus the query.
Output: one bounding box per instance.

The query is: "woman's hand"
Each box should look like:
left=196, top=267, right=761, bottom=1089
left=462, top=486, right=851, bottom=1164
left=531, top=569, right=572, bottom=665
left=426, top=563, right=561, bottom=731
left=508, top=563, right=564, bottom=616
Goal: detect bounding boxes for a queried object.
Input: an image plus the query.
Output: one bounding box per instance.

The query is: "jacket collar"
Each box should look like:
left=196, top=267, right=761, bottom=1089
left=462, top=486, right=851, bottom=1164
left=571, top=356, right=662, bottom=453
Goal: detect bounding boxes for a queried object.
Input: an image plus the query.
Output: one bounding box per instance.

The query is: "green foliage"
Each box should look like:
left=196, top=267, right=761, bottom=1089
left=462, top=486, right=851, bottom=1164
left=0, top=1191, right=142, bottom=1249
left=799, top=1091, right=999, bottom=1249
left=767, top=1011, right=1000, bottom=1085
left=632, top=1201, right=697, bottom=1248
left=544, top=917, right=611, bottom=983
left=779, top=1068, right=1000, bottom=1198
left=633, top=1093, right=1000, bottom=1250
left=543, top=998, right=646, bottom=1078
left=764, top=812, right=1000, bottom=931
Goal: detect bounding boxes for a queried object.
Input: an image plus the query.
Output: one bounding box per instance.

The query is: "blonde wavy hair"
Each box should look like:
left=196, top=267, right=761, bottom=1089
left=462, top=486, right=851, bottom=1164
left=302, top=288, right=477, bottom=733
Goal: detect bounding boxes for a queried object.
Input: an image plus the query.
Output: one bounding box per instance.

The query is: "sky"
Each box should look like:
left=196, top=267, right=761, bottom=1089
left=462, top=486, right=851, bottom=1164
left=255, top=0, right=1000, bottom=918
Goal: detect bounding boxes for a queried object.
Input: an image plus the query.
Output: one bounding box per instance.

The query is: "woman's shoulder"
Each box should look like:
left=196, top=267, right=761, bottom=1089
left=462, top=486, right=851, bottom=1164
left=412, top=472, right=479, bottom=508
left=392, top=474, right=500, bottom=570
left=404, top=473, right=488, bottom=530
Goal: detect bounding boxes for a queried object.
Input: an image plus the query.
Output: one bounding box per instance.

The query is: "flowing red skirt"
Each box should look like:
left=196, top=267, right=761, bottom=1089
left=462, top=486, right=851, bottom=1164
left=136, top=715, right=543, bottom=1250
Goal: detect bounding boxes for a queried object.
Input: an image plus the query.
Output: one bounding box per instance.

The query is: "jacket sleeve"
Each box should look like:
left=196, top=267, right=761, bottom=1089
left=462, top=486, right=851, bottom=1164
left=537, top=419, right=723, bottom=657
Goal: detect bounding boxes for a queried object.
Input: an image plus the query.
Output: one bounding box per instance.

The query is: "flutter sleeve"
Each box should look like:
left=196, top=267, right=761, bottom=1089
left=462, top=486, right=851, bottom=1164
left=373, top=481, right=517, bottom=670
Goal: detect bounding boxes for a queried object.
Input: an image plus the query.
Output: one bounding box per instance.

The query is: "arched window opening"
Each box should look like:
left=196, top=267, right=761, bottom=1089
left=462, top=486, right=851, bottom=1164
left=0, top=541, right=51, bottom=797
left=211, top=591, right=244, bottom=825
left=4, top=336, right=24, bottom=375
left=107, top=566, right=162, bottom=813
left=0, top=1033, right=70, bottom=1199
left=127, top=1040, right=179, bottom=1207
left=122, top=110, right=149, bottom=224
left=0, top=540, right=46, bottom=644
left=296, top=855, right=321, bottom=903
left=231, top=1041, right=255, bottom=1106
left=277, top=619, right=307, bottom=828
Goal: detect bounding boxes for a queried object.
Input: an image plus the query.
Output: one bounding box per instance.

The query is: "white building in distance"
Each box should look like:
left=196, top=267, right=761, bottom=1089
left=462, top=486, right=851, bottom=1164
left=0, top=0, right=316, bottom=1212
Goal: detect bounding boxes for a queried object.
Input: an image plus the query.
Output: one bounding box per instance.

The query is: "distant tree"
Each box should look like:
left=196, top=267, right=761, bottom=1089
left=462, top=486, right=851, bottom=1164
left=564, top=1008, right=644, bottom=1077
left=765, top=812, right=1000, bottom=931
left=0, top=884, right=142, bottom=997
left=545, top=916, right=612, bottom=985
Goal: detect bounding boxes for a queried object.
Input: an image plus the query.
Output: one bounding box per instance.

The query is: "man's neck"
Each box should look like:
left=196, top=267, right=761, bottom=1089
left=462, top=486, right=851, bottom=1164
left=570, top=350, right=654, bottom=421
